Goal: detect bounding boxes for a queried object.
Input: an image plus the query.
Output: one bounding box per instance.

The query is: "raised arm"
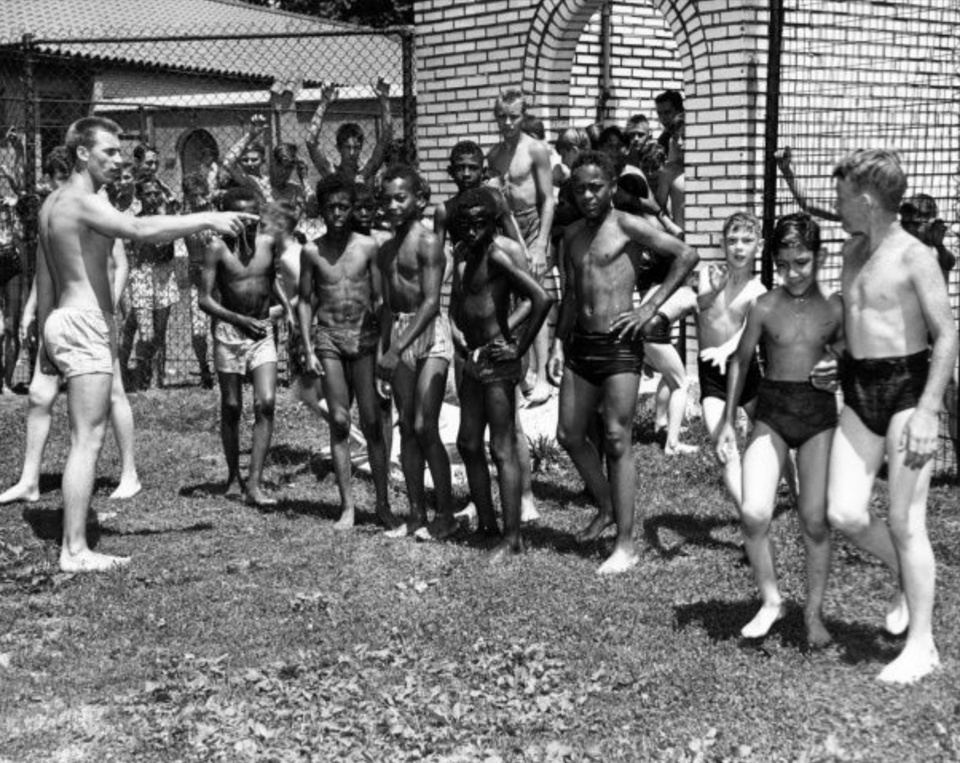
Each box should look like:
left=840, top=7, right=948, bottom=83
left=775, top=147, right=839, bottom=222
left=360, top=77, right=394, bottom=183
left=305, top=83, right=338, bottom=178
left=222, top=114, right=267, bottom=185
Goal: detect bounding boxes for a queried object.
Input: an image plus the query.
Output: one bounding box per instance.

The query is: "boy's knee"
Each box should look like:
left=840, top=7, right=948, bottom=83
left=739, top=503, right=771, bottom=535
left=556, top=424, right=583, bottom=453
left=457, top=434, right=484, bottom=461
left=221, top=399, right=242, bottom=423
left=799, top=514, right=829, bottom=543
left=601, top=425, right=630, bottom=459
left=826, top=504, right=868, bottom=536
left=254, top=395, right=276, bottom=420
left=414, top=419, right=440, bottom=446
left=487, top=436, right=516, bottom=469
left=329, top=409, right=352, bottom=439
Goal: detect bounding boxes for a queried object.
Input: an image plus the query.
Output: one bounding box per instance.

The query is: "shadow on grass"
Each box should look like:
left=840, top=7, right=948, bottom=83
left=642, top=511, right=740, bottom=558
left=21, top=506, right=214, bottom=545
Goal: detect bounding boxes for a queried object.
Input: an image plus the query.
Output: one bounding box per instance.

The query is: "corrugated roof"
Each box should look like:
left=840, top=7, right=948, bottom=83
left=0, top=0, right=403, bottom=85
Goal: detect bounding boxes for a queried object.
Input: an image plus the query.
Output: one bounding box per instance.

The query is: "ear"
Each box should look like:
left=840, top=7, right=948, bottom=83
left=416, top=191, right=428, bottom=212
left=75, top=144, right=90, bottom=165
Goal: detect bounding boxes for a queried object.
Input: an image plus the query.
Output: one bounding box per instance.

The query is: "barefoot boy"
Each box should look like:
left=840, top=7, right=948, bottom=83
left=377, top=165, right=457, bottom=540
left=488, top=89, right=556, bottom=406
left=298, top=176, right=399, bottom=530
left=697, top=212, right=768, bottom=515
left=450, top=187, right=552, bottom=560
left=826, top=149, right=957, bottom=684
left=548, top=151, right=698, bottom=575
left=199, top=186, right=284, bottom=507
left=716, top=214, right=841, bottom=646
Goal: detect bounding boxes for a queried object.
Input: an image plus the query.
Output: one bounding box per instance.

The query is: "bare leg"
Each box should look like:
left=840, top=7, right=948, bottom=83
left=457, top=373, right=499, bottom=537
left=60, top=372, right=129, bottom=573
left=739, top=424, right=787, bottom=638
left=217, top=372, right=244, bottom=497
left=389, top=361, right=429, bottom=536
left=594, top=372, right=641, bottom=575
left=877, top=408, right=939, bottom=684
left=703, top=396, right=744, bottom=517
left=320, top=356, right=357, bottom=529
left=0, top=358, right=58, bottom=504
left=108, top=356, right=141, bottom=500
left=245, top=362, right=277, bottom=506
left=298, top=376, right=367, bottom=452
left=827, top=407, right=905, bottom=635
left=646, top=343, right=696, bottom=455
left=515, top=404, right=539, bottom=523
left=526, top=322, right=554, bottom=406
left=485, top=379, right=524, bottom=561
left=556, top=369, right=612, bottom=542
left=152, top=306, right=171, bottom=389
left=352, top=353, right=399, bottom=528
left=796, top=429, right=833, bottom=648
left=192, top=333, right=212, bottom=388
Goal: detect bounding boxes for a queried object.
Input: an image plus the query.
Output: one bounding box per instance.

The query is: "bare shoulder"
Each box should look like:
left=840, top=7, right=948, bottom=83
left=490, top=236, right=523, bottom=269
left=743, top=277, right=767, bottom=300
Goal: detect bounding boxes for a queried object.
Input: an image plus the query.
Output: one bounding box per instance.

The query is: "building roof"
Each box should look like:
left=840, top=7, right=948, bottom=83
left=0, top=0, right=403, bottom=86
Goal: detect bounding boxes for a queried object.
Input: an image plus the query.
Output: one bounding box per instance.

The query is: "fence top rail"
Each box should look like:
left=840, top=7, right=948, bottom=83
left=0, top=26, right=413, bottom=49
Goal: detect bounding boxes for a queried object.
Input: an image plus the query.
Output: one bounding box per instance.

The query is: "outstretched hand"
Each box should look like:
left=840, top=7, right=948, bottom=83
left=248, top=113, right=268, bottom=136
left=210, top=212, right=259, bottom=237
left=320, top=81, right=338, bottom=103
left=374, top=77, right=391, bottom=98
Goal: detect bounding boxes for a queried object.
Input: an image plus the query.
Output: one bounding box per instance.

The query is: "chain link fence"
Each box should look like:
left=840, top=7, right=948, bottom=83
left=0, top=22, right=415, bottom=392
left=764, top=0, right=960, bottom=477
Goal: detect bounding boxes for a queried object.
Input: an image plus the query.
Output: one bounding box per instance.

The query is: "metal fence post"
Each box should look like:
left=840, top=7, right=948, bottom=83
left=760, top=0, right=784, bottom=290
left=21, top=34, right=38, bottom=273
left=401, top=27, right=417, bottom=166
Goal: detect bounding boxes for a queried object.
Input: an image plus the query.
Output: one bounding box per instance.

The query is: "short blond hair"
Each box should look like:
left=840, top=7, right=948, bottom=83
left=832, top=149, right=907, bottom=213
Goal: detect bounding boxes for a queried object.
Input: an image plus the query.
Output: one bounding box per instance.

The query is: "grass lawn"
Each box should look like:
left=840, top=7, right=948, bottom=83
left=1, top=385, right=958, bottom=763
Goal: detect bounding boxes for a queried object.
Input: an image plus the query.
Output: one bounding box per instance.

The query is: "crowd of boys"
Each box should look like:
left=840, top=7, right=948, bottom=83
left=1, top=85, right=957, bottom=686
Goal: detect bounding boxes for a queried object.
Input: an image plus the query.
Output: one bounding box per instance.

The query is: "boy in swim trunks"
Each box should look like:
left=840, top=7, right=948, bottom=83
left=377, top=165, right=457, bottom=540
left=298, top=175, right=399, bottom=531
left=716, top=214, right=841, bottom=647
left=825, top=149, right=958, bottom=684
left=450, top=187, right=552, bottom=561
left=548, top=151, right=697, bottom=575
left=199, top=186, right=285, bottom=507
left=697, top=212, right=767, bottom=517
left=488, top=88, right=556, bottom=406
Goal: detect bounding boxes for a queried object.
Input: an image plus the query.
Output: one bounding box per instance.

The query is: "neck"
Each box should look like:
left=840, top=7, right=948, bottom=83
left=862, top=214, right=900, bottom=253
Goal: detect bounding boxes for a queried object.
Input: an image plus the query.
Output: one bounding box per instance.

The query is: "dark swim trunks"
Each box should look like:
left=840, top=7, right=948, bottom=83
left=564, top=326, right=644, bottom=386
left=644, top=312, right=673, bottom=345
left=460, top=343, right=523, bottom=386
left=312, top=316, right=380, bottom=361
left=841, top=350, right=930, bottom=436
left=754, top=379, right=838, bottom=449
left=698, top=354, right=762, bottom=404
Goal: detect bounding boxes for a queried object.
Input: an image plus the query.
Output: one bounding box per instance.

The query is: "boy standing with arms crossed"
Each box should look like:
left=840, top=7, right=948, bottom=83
left=697, top=212, right=768, bottom=516
left=377, top=165, right=458, bottom=540
left=717, top=214, right=841, bottom=646
left=299, top=176, right=399, bottom=531
left=548, top=152, right=697, bottom=575
left=826, top=149, right=957, bottom=684
left=451, top=188, right=552, bottom=561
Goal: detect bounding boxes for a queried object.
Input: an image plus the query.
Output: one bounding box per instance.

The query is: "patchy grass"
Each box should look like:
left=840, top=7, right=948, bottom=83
left=0, top=387, right=958, bottom=763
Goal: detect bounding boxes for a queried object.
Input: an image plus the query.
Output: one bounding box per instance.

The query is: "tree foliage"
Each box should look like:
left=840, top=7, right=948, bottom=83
left=238, top=0, right=413, bottom=28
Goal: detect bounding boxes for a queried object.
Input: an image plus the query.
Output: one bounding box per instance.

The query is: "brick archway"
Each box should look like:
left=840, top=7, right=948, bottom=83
left=520, top=0, right=705, bottom=126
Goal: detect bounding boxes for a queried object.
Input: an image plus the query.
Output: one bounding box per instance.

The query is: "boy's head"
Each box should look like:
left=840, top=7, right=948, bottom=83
left=352, top=182, right=379, bottom=231
left=221, top=184, right=260, bottom=215
left=494, top=88, right=528, bottom=139
left=624, top=114, right=651, bottom=147
left=772, top=213, right=822, bottom=295
left=133, top=143, right=160, bottom=175
left=135, top=175, right=164, bottom=213
left=555, top=127, right=591, bottom=169
left=262, top=200, right=298, bottom=237
left=654, top=90, right=684, bottom=131
left=381, top=163, right=427, bottom=225
left=335, top=123, right=365, bottom=170
left=520, top=114, right=545, bottom=141
left=569, top=150, right=617, bottom=219
left=240, top=142, right=266, bottom=176
left=181, top=171, right=211, bottom=210
left=272, top=142, right=298, bottom=172
left=832, top=149, right=906, bottom=225
left=447, top=140, right=485, bottom=191
left=316, top=174, right=355, bottom=231
left=453, top=187, right=499, bottom=248
left=721, top=211, right=763, bottom=269
left=43, top=145, right=73, bottom=187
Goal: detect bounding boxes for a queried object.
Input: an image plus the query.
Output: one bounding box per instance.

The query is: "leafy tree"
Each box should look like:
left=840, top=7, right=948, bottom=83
left=240, top=0, right=413, bottom=27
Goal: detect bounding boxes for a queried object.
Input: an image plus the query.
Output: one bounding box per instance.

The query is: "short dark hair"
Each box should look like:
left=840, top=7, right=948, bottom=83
left=570, top=150, right=616, bottom=181
left=221, top=184, right=259, bottom=211
left=448, top=140, right=484, bottom=167
left=181, top=171, right=210, bottom=198
left=772, top=213, right=821, bottom=254
left=598, top=126, right=626, bottom=148
left=43, top=145, right=73, bottom=178
left=316, top=174, right=356, bottom=206
left=335, top=122, right=364, bottom=149
left=381, top=163, right=426, bottom=198
left=133, top=142, right=158, bottom=163
left=454, top=187, right=499, bottom=226
left=64, top=117, right=121, bottom=164
left=520, top=114, right=545, bottom=140
left=654, top=90, right=684, bottom=112
left=272, top=142, right=298, bottom=165
left=135, top=175, right=161, bottom=198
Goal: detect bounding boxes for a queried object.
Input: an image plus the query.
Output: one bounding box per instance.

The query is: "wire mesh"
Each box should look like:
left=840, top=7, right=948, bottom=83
left=0, top=22, right=415, bottom=393
left=770, top=0, right=960, bottom=477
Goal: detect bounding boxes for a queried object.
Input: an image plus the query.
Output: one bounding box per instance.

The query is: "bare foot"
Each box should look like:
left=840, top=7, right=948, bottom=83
left=473, top=524, right=501, bottom=547
left=597, top=546, right=639, bottom=576
left=741, top=602, right=786, bottom=639
left=520, top=496, right=540, bottom=524
left=455, top=503, right=477, bottom=522
left=60, top=549, right=131, bottom=573
left=884, top=592, right=909, bottom=636
left=665, top=442, right=699, bottom=456
left=334, top=507, right=355, bottom=531
left=245, top=486, right=278, bottom=507
left=426, top=513, right=460, bottom=541
left=486, top=537, right=524, bottom=564
left=526, top=381, right=554, bottom=407
left=0, top=482, right=40, bottom=505
left=385, top=523, right=411, bottom=539
left=877, top=643, right=940, bottom=684
left=109, top=478, right=142, bottom=500
left=375, top=504, right=403, bottom=530
left=576, top=510, right=615, bottom=544
left=804, top=613, right=833, bottom=649
left=224, top=478, right=245, bottom=499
